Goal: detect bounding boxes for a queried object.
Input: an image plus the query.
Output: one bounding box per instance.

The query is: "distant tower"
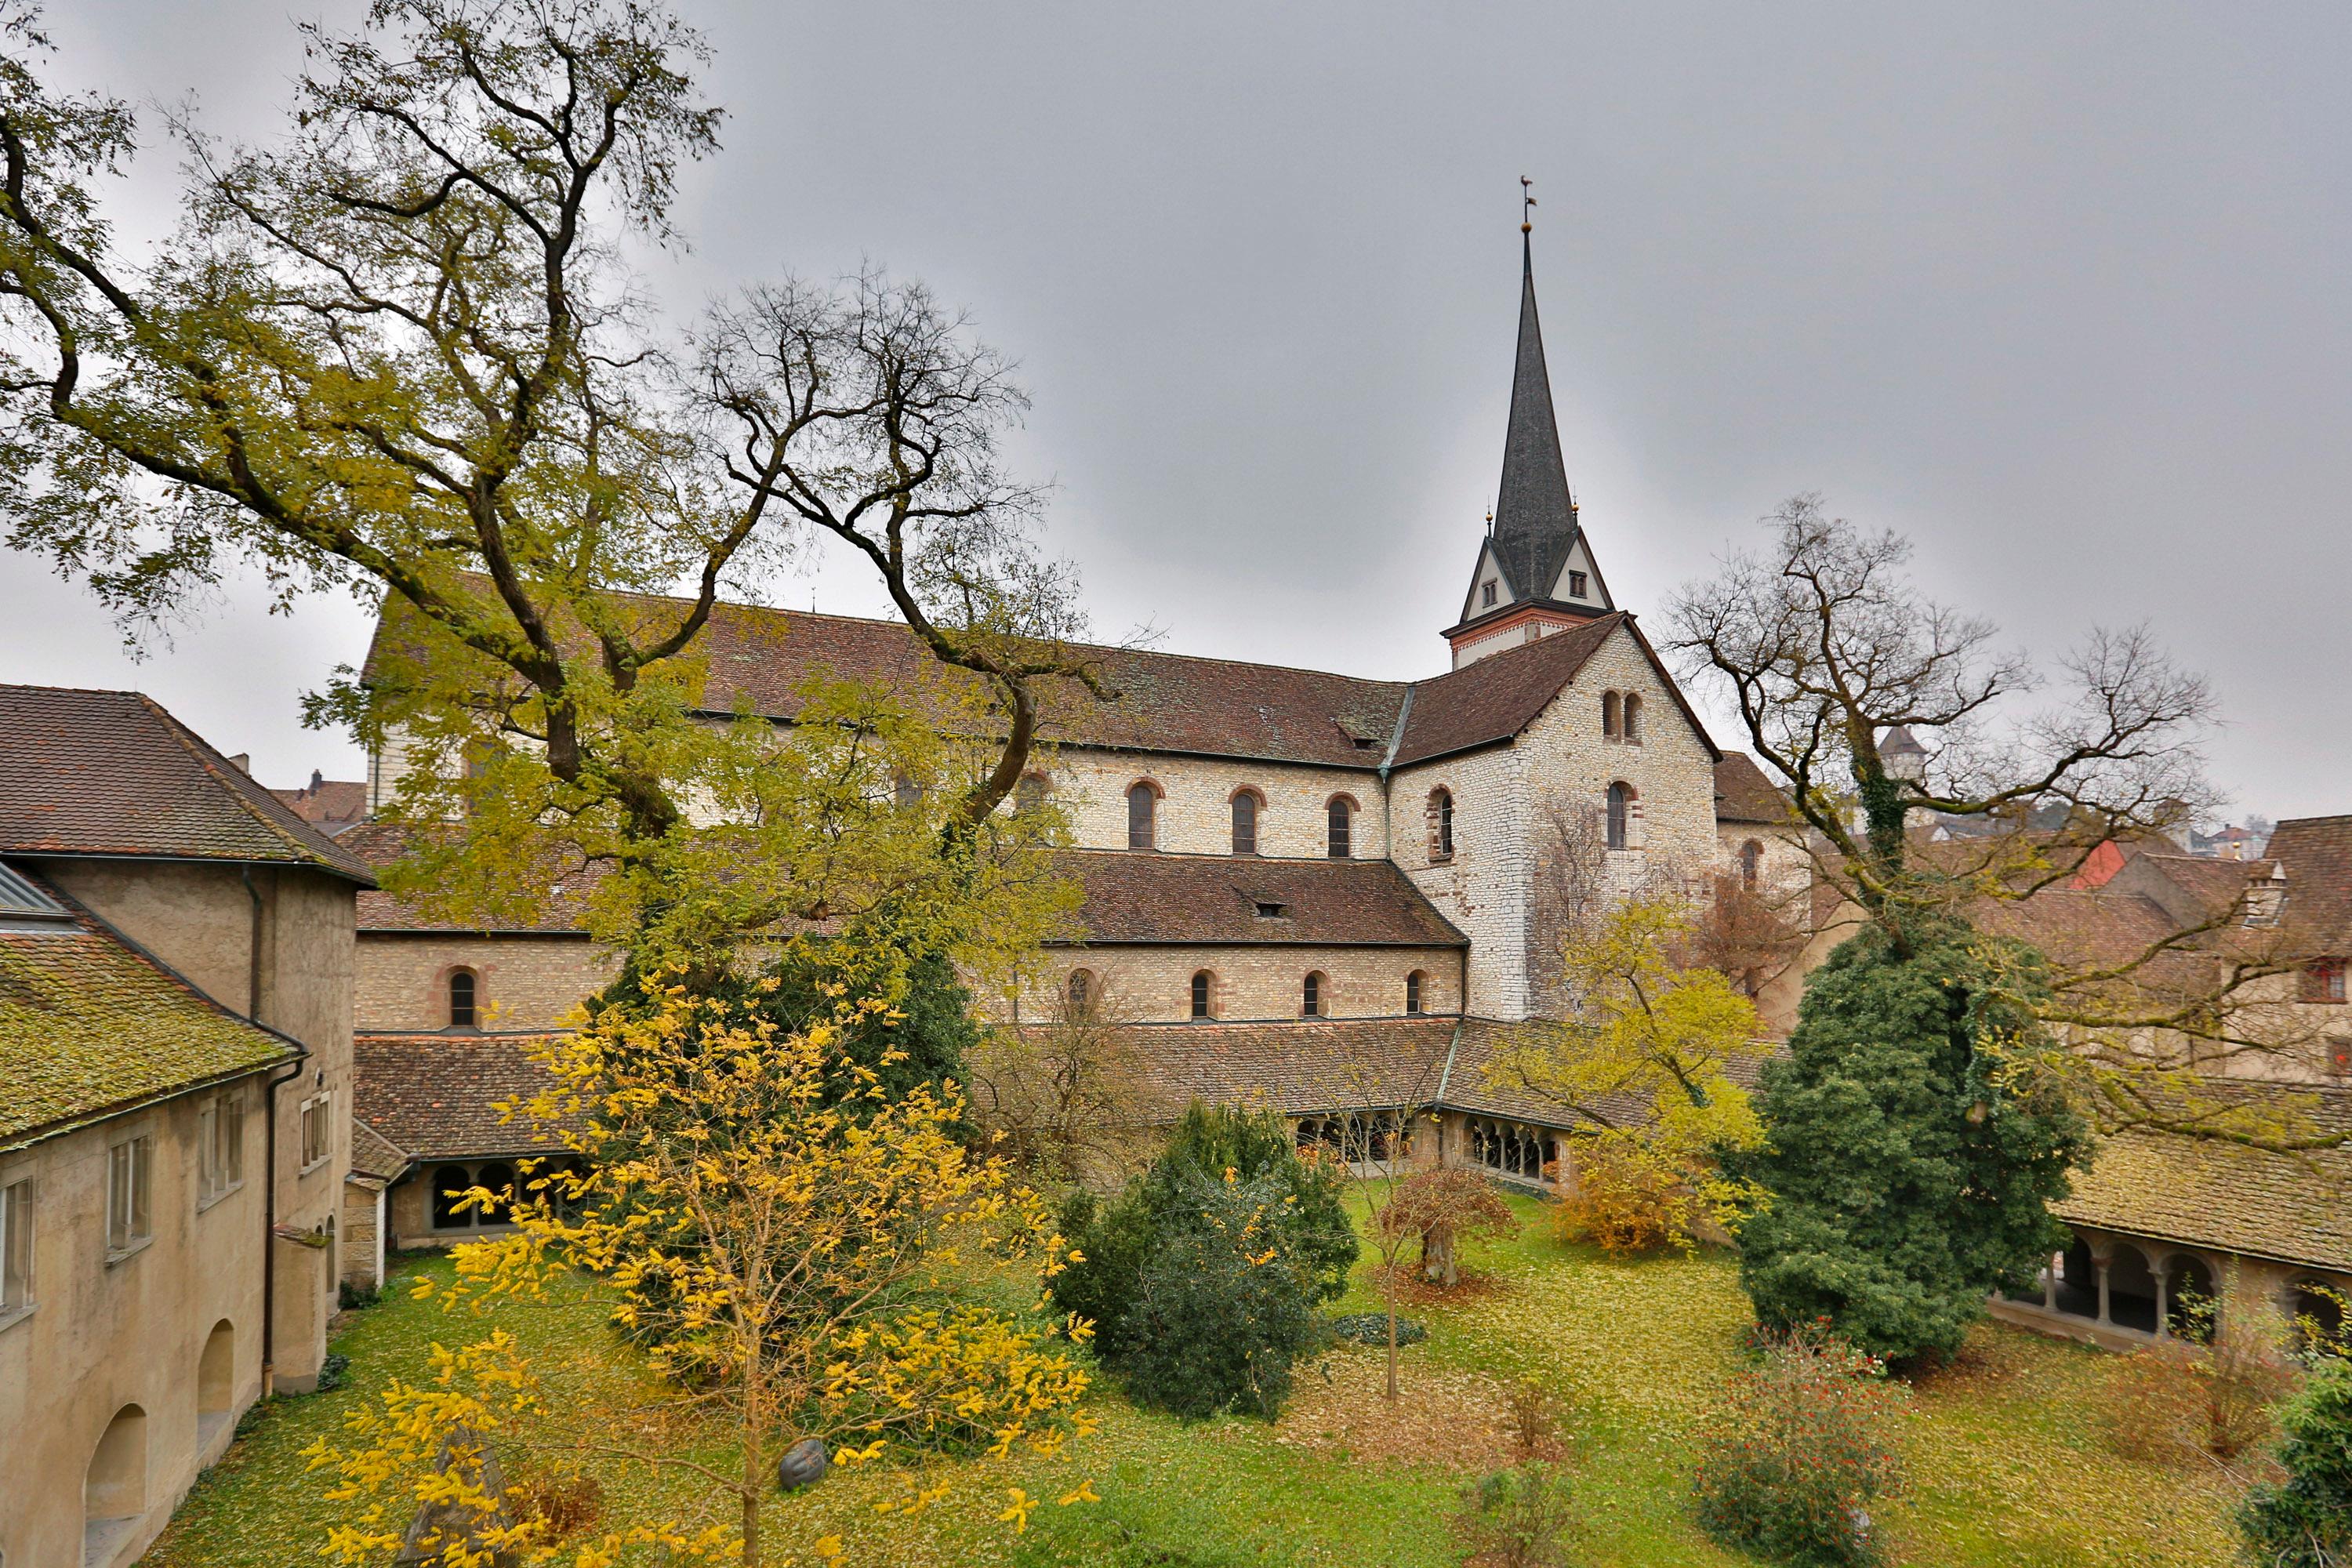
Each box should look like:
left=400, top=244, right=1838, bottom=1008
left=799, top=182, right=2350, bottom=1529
left=1443, top=194, right=1615, bottom=670
left=1879, top=725, right=1929, bottom=784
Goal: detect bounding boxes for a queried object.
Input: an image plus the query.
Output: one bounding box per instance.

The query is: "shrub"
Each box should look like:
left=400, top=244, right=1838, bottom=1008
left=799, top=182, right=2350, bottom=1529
left=2239, top=1359, right=2352, bottom=1566
left=1051, top=1102, right=1354, bottom=1361
left=1113, top=1171, right=1324, bottom=1420
left=1692, top=1324, right=1900, bottom=1568
left=2107, top=1336, right=2298, bottom=1465
left=1454, top=1463, right=1581, bottom=1568
left=1552, top=1135, right=1693, bottom=1256
left=1504, top=1377, right=1566, bottom=1461
left=1377, top=1167, right=1518, bottom=1287
left=338, top=1279, right=382, bottom=1312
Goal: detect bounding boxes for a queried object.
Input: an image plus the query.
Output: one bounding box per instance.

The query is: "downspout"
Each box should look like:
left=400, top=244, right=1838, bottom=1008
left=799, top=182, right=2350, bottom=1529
left=244, top=865, right=294, bottom=1397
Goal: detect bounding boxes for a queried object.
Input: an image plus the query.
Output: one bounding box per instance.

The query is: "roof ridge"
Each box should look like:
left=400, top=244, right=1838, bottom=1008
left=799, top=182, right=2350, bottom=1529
left=135, top=693, right=371, bottom=881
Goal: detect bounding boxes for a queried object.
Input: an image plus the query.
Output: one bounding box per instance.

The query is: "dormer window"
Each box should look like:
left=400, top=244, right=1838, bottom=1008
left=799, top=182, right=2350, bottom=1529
left=1481, top=581, right=1497, bottom=608
left=1566, top=570, right=1588, bottom=598
left=1254, top=901, right=1288, bottom=920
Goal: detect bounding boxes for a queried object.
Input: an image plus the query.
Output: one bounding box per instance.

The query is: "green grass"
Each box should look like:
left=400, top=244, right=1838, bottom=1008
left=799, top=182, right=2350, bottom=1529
left=151, top=1196, right=2247, bottom=1567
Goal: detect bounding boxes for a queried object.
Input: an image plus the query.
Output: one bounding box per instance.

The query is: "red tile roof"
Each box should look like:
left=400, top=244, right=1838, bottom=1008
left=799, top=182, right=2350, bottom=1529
left=271, top=777, right=369, bottom=835
left=2267, top=816, right=2352, bottom=956
left=0, top=871, right=299, bottom=1139
left=1713, top=753, right=1791, bottom=826
left=1058, top=851, right=1465, bottom=947
left=1029, top=1017, right=1461, bottom=1121
left=0, top=685, right=375, bottom=884
left=367, top=583, right=1704, bottom=774
left=352, top=1031, right=575, bottom=1160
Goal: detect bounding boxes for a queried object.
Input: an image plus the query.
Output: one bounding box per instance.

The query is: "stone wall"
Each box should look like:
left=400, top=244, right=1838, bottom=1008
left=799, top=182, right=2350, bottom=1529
left=0, top=1079, right=271, bottom=1568
left=1009, top=942, right=1465, bottom=1024
left=1040, top=747, right=1388, bottom=859
left=354, top=932, right=616, bottom=1033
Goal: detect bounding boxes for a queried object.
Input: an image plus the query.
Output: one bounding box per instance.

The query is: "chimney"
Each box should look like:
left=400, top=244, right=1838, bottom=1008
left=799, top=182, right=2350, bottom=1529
left=309, top=768, right=325, bottom=793
left=227, top=753, right=252, bottom=775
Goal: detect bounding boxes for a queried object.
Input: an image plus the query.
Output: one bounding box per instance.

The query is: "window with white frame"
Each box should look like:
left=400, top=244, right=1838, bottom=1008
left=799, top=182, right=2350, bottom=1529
left=299, top=1093, right=332, bottom=1171
left=1, top=1177, right=32, bottom=1317
left=107, top=1136, right=153, bottom=1258
left=197, top=1091, right=245, bottom=1206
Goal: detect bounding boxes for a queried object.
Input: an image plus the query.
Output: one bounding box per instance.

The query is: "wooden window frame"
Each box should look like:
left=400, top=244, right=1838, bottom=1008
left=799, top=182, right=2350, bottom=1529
left=1126, top=780, right=1160, bottom=851
left=1230, top=789, right=1261, bottom=857
left=1190, top=971, right=1214, bottom=1020
left=1325, top=796, right=1356, bottom=860
left=0, top=1176, right=32, bottom=1322
left=106, top=1134, right=153, bottom=1261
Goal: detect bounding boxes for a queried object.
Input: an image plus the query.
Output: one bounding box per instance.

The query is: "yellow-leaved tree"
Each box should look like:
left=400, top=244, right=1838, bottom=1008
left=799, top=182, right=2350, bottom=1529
left=304, top=981, right=1097, bottom=1567
left=1485, top=892, right=1771, bottom=1254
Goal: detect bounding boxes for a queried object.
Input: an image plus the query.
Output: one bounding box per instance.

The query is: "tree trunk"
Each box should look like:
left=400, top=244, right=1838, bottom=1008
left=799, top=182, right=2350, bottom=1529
left=1385, top=1294, right=1400, bottom=1401
left=1422, top=1221, right=1458, bottom=1287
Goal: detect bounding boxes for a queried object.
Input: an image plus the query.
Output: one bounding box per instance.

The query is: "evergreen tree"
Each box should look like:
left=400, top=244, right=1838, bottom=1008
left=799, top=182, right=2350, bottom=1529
left=1734, top=926, right=2089, bottom=1366
left=1051, top=1103, right=1355, bottom=1362
left=2240, top=1359, right=2352, bottom=1566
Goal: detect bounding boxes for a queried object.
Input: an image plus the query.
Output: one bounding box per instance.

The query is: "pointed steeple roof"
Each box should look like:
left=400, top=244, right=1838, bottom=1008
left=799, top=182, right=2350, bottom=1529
left=1488, top=233, right=1581, bottom=601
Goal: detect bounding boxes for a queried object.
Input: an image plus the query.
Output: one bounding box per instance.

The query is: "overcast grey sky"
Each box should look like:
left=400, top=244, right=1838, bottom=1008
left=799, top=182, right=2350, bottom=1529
left=9, top=2, right=2347, bottom=818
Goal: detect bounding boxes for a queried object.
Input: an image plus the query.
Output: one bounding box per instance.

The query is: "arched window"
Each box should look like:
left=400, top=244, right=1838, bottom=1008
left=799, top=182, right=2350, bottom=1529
left=1230, top=790, right=1260, bottom=856
left=1326, top=797, right=1354, bottom=859
left=1126, top=782, right=1158, bottom=850
left=2288, top=1280, right=2348, bottom=1354
left=1602, top=691, right=1621, bottom=739
left=1606, top=782, right=1637, bottom=851
left=474, top=1162, right=516, bottom=1227
left=1739, top=840, right=1762, bottom=891
left=1190, top=971, right=1214, bottom=1019
left=447, top=968, right=477, bottom=1029
left=430, top=1164, right=476, bottom=1230
left=1301, top=971, right=1326, bottom=1017
left=1014, top=772, right=1048, bottom=815
left=1622, top=693, right=1643, bottom=744
left=85, top=1403, right=148, bottom=1534
left=1066, top=968, right=1096, bottom=1015
left=1429, top=788, right=1454, bottom=862
left=1405, top=971, right=1425, bottom=1015
left=198, top=1319, right=236, bottom=1419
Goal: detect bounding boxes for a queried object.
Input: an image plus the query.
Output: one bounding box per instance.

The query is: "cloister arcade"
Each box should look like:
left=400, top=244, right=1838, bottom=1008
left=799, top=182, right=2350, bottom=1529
left=1993, top=1224, right=2352, bottom=1354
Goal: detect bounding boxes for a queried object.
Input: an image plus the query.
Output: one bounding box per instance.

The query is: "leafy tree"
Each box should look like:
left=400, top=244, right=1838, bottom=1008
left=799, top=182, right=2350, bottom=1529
left=2240, top=1359, right=2352, bottom=1567
left=1113, top=1171, right=1324, bottom=1421
left=0, top=0, right=1100, bottom=969
left=1051, top=1104, right=1354, bottom=1364
left=1732, top=927, right=2089, bottom=1364
left=1486, top=892, right=1772, bottom=1255
left=306, top=978, right=1096, bottom=1567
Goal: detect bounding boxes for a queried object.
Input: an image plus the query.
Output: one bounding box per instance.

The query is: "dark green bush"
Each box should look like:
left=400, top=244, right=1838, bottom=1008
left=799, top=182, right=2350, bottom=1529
left=1051, top=1102, right=1354, bottom=1363
left=1454, top=1462, right=1581, bottom=1568
left=1112, top=1171, right=1323, bottom=1420
left=2239, top=1359, right=2352, bottom=1566
left=1692, top=1324, right=1900, bottom=1567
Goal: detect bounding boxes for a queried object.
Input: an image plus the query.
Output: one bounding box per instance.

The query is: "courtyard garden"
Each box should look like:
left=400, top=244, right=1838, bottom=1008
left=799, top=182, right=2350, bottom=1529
left=151, top=1192, right=2245, bottom=1568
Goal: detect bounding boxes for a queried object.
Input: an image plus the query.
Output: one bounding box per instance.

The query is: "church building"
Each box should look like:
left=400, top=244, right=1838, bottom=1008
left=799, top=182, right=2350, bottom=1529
left=339, top=236, right=1789, bottom=1273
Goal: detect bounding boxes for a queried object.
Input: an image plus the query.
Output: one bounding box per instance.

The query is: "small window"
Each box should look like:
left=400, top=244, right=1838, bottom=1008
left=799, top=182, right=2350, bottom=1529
left=1190, top=971, right=1214, bottom=1019
left=1566, top=570, right=1588, bottom=598
left=894, top=772, right=923, bottom=808
left=1014, top=773, right=1047, bottom=814
left=1602, top=691, right=1620, bottom=739
left=1739, top=840, right=1762, bottom=893
left=1127, top=782, right=1157, bottom=851
left=448, top=968, right=477, bottom=1029
left=1067, top=969, right=1095, bottom=1014
left=197, top=1091, right=245, bottom=1206
left=1606, top=782, right=1636, bottom=851
left=1231, top=791, right=1259, bottom=856
left=107, top=1136, right=153, bottom=1258
left=1302, top=971, right=1326, bottom=1018
left=1405, top=971, right=1425, bottom=1015
left=1254, top=901, right=1288, bottom=919
left=1429, top=788, right=1454, bottom=862
left=1326, top=797, right=1353, bottom=859
left=2305, top=960, right=2349, bottom=1005
left=430, top=1164, right=475, bottom=1230
left=1, top=1177, right=32, bottom=1316
left=1481, top=581, right=1497, bottom=608
left=299, top=1094, right=332, bottom=1171
left=1623, top=693, right=1643, bottom=745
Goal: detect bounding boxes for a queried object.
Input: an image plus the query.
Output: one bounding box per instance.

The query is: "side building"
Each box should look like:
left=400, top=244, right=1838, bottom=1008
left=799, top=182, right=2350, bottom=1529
left=0, top=685, right=370, bottom=1568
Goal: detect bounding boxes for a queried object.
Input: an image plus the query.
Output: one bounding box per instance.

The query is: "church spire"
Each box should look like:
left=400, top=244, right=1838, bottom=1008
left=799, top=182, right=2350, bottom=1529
left=1443, top=183, right=1615, bottom=669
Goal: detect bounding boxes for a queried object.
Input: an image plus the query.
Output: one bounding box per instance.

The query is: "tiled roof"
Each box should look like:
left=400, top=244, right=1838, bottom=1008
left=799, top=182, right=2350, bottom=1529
left=2267, top=816, right=2352, bottom=956
left=353, top=1031, right=574, bottom=1160
left=0, top=685, right=375, bottom=884
left=2056, top=1080, right=2352, bottom=1274
left=271, top=777, right=369, bottom=836
left=1032, top=1017, right=1461, bottom=1123
left=0, top=872, right=299, bottom=1141
left=1714, top=753, right=1791, bottom=826
left=368, top=583, right=1695, bottom=775
left=1060, top=851, right=1465, bottom=947
left=343, top=822, right=607, bottom=934
left=349, top=1119, right=411, bottom=1181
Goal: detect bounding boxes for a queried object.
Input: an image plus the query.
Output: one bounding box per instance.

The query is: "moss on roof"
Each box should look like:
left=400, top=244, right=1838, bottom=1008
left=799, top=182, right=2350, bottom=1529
left=0, top=903, right=297, bottom=1142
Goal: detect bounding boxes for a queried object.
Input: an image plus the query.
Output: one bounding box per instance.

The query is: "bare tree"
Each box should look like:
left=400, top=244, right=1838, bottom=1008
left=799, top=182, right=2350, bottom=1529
left=967, top=978, right=1142, bottom=1184
left=1668, top=496, right=2317, bottom=1140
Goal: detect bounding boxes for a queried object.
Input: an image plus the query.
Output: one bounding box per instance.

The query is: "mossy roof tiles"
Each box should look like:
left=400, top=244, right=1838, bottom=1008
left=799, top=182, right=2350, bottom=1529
left=0, top=877, right=298, bottom=1141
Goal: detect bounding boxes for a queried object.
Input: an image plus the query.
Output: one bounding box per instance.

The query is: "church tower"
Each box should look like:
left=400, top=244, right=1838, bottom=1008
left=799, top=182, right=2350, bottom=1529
left=1443, top=220, right=1615, bottom=670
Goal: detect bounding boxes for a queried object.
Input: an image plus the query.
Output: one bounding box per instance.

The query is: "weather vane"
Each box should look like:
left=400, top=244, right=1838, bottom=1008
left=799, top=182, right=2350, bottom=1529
left=1521, top=175, right=1536, bottom=234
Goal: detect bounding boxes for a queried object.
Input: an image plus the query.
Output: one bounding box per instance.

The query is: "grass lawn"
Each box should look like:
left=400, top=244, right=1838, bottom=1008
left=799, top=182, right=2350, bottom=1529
left=150, top=1194, right=2247, bottom=1567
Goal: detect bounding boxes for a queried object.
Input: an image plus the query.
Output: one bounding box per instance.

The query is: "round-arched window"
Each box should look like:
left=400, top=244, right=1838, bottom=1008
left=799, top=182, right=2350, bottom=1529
left=1429, top=788, right=1454, bottom=861
left=1127, top=782, right=1158, bottom=850
left=447, top=968, right=477, bottom=1029
left=1623, top=693, right=1643, bottom=744
left=1066, top=969, right=1096, bottom=1014
left=1739, top=840, right=1762, bottom=891
left=1302, top=971, right=1327, bottom=1017
left=1606, top=782, right=1637, bottom=851
left=1602, top=691, right=1621, bottom=739
left=1405, top=971, right=1426, bottom=1015
left=1326, top=797, right=1354, bottom=859
left=1231, top=790, right=1260, bottom=856
left=1190, top=970, right=1214, bottom=1019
